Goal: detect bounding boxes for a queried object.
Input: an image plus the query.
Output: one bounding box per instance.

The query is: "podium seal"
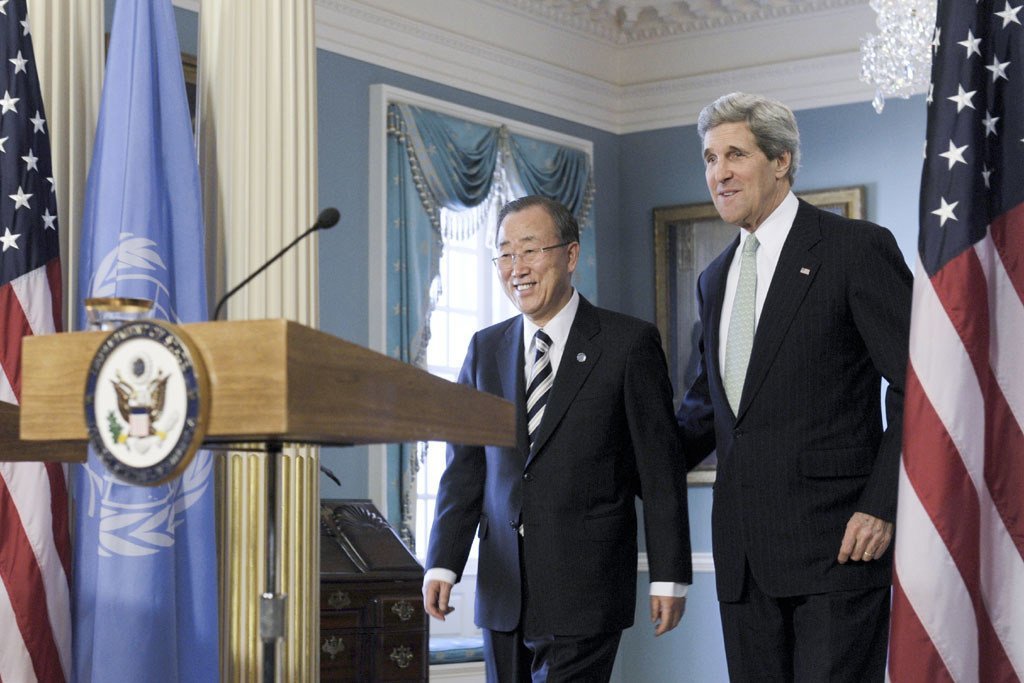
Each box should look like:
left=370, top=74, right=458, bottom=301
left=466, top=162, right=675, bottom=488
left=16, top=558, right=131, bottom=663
left=84, top=321, right=209, bottom=486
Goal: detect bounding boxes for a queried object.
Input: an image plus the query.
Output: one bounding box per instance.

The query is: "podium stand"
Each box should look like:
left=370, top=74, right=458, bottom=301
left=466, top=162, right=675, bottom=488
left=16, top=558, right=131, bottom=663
left=14, top=319, right=515, bottom=682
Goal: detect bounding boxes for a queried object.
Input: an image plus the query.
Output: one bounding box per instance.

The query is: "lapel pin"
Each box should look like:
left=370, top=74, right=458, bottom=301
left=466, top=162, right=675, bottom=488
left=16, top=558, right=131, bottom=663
left=576, top=352, right=587, bottom=363
left=799, top=267, right=811, bottom=275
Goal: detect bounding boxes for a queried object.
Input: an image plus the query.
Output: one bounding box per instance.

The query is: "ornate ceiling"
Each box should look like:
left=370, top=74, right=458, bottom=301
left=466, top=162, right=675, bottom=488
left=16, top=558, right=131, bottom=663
left=486, top=0, right=869, bottom=43
left=176, top=0, right=881, bottom=132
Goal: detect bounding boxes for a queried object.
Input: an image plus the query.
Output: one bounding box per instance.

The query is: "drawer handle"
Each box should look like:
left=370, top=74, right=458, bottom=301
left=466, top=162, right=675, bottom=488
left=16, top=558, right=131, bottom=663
left=327, top=590, right=351, bottom=609
left=322, top=635, right=346, bottom=660
left=390, top=600, right=415, bottom=621
left=389, top=645, right=414, bottom=669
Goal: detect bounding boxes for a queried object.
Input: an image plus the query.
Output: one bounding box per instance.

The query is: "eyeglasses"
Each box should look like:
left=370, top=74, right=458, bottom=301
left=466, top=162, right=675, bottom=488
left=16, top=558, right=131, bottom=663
left=491, top=242, right=572, bottom=270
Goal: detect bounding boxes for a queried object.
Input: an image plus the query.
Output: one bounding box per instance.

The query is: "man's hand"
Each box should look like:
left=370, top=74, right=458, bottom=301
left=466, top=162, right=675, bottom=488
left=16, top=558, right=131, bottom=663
left=423, top=579, right=456, bottom=621
left=650, top=595, right=685, bottom=636
left=838, top=511, right=894, bottom=564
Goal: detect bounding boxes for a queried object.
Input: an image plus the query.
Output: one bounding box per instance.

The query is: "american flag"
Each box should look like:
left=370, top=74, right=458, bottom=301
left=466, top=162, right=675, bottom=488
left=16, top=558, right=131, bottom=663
left=888, top=1, right=1024, bottom=681
left=0, top=1, right=70, bottom=682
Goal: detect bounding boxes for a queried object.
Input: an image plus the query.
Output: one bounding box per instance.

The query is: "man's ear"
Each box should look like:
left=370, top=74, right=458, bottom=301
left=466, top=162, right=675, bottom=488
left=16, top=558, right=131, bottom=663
left=775, top=150, right=792, bottom=179
left=566, top=241, right=580, bottom=274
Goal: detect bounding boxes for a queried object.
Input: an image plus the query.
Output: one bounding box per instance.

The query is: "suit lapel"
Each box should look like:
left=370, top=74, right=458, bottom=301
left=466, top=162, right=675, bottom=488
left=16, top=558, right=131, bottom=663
left=497, top=317, right=529, bottom=453
left=526, top=297, right=601, bottom=466
left=736, top=200, right=822, bottom=421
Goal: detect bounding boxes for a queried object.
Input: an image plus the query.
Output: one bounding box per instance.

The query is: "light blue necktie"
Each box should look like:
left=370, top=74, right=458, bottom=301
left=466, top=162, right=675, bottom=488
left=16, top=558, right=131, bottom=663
left=724, top=234, right=759, bottom=413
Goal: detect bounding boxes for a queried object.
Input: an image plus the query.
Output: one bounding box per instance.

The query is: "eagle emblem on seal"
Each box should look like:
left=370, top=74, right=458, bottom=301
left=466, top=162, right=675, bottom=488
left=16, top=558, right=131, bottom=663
left=103, top=353, right=177, bottom=451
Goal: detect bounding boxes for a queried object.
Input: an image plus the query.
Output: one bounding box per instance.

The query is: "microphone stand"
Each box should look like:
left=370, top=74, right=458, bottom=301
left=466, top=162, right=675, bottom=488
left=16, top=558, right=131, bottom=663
left=212, top=208, right=340, bottom=321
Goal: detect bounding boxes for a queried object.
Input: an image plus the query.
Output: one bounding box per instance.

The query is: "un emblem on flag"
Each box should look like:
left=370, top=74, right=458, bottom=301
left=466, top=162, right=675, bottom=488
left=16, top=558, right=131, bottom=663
left=84, top=321, right=210, bottom=486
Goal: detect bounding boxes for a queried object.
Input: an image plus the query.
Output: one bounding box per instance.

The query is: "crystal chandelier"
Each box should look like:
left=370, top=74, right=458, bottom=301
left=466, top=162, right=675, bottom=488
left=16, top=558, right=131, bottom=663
left=860, top=0, right=938, bottom=113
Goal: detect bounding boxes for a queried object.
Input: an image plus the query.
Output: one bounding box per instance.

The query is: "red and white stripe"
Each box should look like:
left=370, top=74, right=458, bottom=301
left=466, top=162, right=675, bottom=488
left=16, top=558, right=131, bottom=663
left=0, top=258, right=70, bottom=683
left=889, top=218, right=1024, bottom=682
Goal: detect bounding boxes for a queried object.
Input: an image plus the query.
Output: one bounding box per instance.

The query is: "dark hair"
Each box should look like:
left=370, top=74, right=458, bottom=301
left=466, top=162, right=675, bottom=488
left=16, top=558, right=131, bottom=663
left=697, top=92, right=800, bottom=183
left=496, top=195, right=580, bottom=245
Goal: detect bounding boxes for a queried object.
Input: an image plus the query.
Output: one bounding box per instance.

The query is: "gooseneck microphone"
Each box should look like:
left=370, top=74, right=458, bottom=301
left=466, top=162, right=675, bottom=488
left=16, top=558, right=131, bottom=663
left=212, top=207, right=341, bottom=321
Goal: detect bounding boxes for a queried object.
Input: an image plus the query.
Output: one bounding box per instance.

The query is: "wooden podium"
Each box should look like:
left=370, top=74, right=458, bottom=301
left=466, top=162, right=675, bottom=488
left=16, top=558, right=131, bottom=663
left=18, top=319, right=514, bottom=449
left=11, top=319, right=515, bottom=682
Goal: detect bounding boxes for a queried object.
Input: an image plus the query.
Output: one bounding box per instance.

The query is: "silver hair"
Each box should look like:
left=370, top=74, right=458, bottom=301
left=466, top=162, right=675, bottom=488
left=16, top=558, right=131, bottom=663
left=697, top=92, right=800, bottom=183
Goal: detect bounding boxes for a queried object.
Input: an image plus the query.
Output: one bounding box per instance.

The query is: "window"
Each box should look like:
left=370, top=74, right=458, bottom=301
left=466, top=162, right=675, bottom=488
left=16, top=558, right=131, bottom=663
left=415, top=204, right=518, bottom=563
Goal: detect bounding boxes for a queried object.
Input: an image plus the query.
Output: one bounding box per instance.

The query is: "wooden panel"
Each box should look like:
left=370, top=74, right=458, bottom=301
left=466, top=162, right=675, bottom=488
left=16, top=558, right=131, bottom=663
left=284, top=322, right=514, bottom=447
left=20, top=320, right=515, bottom=448
left=320, top=629, right=369, bottom=681
left=19, top=329, right=103, bottom=443
left=0, top=397, right=87, bottom=462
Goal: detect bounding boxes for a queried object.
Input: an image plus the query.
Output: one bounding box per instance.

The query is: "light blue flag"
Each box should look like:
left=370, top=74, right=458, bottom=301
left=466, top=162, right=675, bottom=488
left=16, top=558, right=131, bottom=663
left=73, top=1, right=217, bottom=681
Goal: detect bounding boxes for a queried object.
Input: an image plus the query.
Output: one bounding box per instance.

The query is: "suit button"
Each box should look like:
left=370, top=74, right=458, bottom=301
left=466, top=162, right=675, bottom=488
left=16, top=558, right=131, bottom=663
left=509, top=520, right=517, bottom=528
left=734, top=428, right=744, bottom=437
left=523, top=473, right=533, bottom=481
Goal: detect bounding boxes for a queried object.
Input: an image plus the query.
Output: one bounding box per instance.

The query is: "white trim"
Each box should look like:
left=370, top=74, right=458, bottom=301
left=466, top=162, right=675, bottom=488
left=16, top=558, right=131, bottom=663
left=175, top=1, right=879, bottom=133
left=430, top=661, right=487, bottom=682
left=616, top=51, right=880, bottom=134
left=367, top=84, right=390, bottom=514
left=312, top=1, right=875, bottom=133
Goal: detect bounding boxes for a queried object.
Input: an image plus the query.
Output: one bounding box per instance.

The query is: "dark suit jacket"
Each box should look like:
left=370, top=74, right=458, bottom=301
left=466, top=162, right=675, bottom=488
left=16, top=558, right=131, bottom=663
left=427, top=295, right=692, bottom=636
left=678, top=200, right=912, bottom=602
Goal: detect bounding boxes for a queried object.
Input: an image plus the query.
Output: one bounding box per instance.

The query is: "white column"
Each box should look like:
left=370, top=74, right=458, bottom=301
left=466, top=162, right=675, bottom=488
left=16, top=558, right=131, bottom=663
left=197, top=1, right=321, bottom=681
left=25, top=0, right=104, bottom=330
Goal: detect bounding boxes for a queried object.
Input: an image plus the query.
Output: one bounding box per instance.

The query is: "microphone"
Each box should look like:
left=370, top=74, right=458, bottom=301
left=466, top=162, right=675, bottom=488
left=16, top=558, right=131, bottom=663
left=212, top=207, right=341, bottom=321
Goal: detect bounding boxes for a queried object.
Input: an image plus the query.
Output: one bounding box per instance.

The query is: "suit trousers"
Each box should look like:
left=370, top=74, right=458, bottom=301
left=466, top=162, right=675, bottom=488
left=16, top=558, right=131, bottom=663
left=483, top=627, right=622, bottom=683
left=719, top=565, right=890, bottom=682
left=481, top=534, right=623, bottom=683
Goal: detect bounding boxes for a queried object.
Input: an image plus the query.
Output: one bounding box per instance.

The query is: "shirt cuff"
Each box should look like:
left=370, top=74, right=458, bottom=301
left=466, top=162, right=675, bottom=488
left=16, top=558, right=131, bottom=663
left=649, top=581, right=689, bottom=598
left=424, top=567, right=458, bottom=587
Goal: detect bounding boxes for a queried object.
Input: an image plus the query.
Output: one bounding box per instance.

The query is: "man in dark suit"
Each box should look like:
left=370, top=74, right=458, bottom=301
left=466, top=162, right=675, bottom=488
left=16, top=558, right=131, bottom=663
left=677, top=93, right=912, bottom=681
left=424, top=195, right=692, bottom=682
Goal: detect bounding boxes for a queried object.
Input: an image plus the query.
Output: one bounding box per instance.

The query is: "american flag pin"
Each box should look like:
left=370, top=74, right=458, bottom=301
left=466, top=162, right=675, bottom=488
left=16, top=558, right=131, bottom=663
left=576, top=352, right=587, bottom=362
left=800, top=267, right=811, bottom=275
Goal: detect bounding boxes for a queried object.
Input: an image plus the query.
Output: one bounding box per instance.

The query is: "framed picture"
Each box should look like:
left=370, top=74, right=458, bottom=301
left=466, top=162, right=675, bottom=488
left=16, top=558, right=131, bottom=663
left=653, top=186, right=865, bottom=484
left=182, top=51, right=197, bottom=127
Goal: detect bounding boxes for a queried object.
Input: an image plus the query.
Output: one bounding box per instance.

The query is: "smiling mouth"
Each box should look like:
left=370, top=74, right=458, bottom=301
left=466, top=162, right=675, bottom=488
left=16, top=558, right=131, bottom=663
left=514, top=282, right=535, bottom=292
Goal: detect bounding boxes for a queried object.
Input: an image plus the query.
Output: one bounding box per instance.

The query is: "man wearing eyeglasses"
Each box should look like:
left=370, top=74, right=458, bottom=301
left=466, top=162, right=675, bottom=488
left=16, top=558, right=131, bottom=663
left=423, top=195, right=692, bottom=682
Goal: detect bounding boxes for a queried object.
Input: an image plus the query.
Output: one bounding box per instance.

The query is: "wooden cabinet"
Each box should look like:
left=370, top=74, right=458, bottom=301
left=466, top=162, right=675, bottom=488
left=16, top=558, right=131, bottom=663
left=320, top=500, right=427, bottom=682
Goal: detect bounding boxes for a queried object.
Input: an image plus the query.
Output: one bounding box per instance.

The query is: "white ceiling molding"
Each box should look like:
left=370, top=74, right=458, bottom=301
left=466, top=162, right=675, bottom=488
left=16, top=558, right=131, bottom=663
left=175, top=0, right=879, bottom=133
left=618, top=51, right=875, bottom=133
left=483, top=0, right=868, bottom=45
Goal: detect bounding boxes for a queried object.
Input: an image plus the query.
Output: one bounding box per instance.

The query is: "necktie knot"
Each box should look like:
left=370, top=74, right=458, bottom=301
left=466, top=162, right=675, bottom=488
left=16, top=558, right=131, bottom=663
left=534, top=329, right=552, bottom=358
left=743, top=233, right=760, bottom=255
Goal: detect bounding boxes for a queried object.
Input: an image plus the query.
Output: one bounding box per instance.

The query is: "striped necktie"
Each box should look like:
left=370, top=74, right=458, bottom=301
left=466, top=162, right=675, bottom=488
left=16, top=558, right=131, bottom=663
left=724, top=234, right=759, bottom=414
left=526, top=329, right=554, bottom=451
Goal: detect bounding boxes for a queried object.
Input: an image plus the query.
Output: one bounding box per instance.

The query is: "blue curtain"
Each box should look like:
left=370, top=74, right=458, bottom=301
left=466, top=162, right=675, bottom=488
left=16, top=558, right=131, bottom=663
left=385, top=103, right=596, bottom=546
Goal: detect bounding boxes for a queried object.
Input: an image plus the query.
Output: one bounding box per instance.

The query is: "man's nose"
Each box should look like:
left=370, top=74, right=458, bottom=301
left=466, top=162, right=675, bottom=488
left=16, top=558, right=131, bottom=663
left=511, top=255, right=529, bottom=276
left=713, top=160, right=733, bottom=183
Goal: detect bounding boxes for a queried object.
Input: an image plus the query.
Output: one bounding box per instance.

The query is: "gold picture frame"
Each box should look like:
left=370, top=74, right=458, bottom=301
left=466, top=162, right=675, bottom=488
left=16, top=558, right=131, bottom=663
left=653, top=186, right=865, bottom=484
